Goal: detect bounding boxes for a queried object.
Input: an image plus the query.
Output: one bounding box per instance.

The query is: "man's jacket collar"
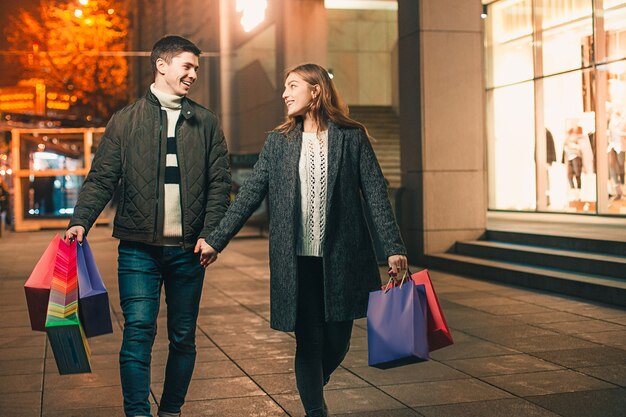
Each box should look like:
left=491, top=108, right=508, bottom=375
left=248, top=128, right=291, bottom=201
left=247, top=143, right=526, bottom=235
left=145, top=89, right=195, bottom=120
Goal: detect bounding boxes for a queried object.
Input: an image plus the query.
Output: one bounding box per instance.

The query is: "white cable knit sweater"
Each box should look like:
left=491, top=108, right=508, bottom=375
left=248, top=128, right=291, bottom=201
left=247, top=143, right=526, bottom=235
left=297, top=130, right=328, bottom=257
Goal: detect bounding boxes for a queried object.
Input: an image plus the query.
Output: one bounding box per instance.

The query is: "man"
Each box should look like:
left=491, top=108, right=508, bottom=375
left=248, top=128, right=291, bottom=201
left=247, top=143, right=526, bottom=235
left=66, top=35, right=231, bottom=417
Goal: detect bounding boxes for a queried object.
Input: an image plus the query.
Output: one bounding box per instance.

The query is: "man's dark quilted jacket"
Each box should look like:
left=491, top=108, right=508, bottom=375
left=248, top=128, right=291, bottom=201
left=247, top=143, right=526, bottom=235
left=68, top=90, right=231, bottom=249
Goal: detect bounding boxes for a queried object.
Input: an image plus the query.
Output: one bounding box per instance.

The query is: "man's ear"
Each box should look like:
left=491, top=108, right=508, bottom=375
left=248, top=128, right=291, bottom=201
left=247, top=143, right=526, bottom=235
left=155, top=58, right=167, bottom=75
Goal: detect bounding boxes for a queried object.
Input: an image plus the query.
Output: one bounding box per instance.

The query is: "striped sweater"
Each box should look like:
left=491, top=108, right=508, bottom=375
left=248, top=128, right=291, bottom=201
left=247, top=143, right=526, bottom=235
left=150, top=84, right=183, bottom=239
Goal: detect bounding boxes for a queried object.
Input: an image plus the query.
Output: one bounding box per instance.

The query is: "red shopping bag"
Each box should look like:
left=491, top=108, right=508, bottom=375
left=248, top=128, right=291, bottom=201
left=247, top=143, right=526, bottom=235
left=410, top=269, right=453, bottom=351
left=24, top=234, right=62, bottom=331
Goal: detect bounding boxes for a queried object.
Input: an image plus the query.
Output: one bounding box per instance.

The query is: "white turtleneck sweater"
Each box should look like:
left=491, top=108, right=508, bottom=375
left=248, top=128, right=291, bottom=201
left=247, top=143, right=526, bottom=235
left=297, top=130, right=328, bottom=257
left=150, top=84, right=183, bottom=239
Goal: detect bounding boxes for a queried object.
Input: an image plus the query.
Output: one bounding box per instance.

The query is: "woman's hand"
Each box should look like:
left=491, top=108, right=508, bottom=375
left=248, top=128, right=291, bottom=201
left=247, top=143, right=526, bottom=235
left=388, top=254, right=408, bottom=276
left=195, top=238, right=219, bottom=268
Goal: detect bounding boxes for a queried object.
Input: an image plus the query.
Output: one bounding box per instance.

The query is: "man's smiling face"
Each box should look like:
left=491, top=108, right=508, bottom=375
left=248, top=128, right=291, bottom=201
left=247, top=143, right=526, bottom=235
left=156, top=51, right=199, bottom=96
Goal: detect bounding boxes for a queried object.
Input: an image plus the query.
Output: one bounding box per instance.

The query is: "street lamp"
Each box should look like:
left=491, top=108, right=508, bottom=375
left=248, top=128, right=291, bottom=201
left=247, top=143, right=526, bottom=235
left=236, top=0, right=267, bottom=32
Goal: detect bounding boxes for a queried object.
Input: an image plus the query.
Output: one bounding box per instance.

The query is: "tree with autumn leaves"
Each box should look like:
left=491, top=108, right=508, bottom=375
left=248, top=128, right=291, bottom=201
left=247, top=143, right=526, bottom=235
left=5, top=0, right=129, bottom=119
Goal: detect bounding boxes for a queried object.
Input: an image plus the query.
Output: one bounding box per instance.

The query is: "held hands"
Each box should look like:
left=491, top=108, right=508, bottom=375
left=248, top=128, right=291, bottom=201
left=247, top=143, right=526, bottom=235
left=388, top=254, right=408, bottom=276
left=195, top=238, right=219, bottom=268
left=65, top=225, right=85, bottom=244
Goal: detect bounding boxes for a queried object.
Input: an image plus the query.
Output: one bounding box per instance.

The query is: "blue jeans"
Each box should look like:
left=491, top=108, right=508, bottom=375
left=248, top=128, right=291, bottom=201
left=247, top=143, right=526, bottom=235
left=295, top=257, right=353, bottom=417
left=118, top=240, right=205, bottom=417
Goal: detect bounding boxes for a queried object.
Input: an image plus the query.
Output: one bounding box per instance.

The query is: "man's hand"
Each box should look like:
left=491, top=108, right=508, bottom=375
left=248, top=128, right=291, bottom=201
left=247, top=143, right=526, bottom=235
left=388, top=254, right=408, bottom=276
left=65, top=225, right=86, bottom=243
left=195, top=238, right=218, bottom=268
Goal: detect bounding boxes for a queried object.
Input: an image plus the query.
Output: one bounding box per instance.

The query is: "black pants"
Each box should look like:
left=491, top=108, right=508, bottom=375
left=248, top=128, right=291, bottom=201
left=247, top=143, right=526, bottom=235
left=295, top=256, right=353, bottom=416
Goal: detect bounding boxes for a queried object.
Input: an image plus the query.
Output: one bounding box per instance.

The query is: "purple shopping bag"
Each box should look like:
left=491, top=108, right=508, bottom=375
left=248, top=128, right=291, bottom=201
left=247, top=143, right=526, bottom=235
left=77, top=239, right=113, bottom=338
left=367, top=281, right=429, bottom=369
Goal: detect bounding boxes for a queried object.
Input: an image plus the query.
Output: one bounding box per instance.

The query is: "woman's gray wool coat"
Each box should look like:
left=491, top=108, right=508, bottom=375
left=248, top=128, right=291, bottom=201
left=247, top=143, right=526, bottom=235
left=205, top=122, right=406, bottom=332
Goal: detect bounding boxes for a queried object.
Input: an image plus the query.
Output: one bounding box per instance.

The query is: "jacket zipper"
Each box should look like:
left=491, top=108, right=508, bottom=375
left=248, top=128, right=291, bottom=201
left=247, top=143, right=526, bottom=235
left=175, top=114, right=185, bottom=246
left=153, top=109, right=164, bottom=242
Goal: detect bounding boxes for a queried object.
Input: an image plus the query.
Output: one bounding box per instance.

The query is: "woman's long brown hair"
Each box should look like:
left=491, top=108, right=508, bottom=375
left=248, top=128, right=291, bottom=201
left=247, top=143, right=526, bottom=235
left=274, top=63, right=371, bottom=139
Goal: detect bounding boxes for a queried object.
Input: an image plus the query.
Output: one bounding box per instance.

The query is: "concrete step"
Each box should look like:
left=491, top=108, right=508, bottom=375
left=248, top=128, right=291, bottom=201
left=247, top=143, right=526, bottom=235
left=456, top=240, right=626, bottom=279
left=427, top=252, right=626, bottom=307
left=486, top=230, right=626, bottom=257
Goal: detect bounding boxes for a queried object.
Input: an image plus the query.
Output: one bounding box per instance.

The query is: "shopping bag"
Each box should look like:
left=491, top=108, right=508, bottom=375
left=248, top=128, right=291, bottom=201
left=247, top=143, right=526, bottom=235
left=367, top=280, right=429, bottom=369
left=24, top=234, right=62, bottom=331
left=410, top=269, right=454, bottom=352
left=45, top=239, right=92, bottom=375
left=77, top=239, right=113, bottom=338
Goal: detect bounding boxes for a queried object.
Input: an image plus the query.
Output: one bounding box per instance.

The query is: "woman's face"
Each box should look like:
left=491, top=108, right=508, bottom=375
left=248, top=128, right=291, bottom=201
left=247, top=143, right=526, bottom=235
left=282, top=72, right=315, bottom=117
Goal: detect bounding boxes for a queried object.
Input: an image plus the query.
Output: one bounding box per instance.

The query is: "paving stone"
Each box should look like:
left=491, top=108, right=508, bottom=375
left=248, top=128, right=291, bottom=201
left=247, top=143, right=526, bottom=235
left=0, top=334, right=46, bottom=349
left=416, top=398, right=561, bottom=417
left=482, top=369, right=615, bottom=396
left=0, top=358, right=44, bottom=376
left=443, top=354, right=562, bottom=377
left=236, top=356, right=295, bottom=375
left=429, top=339, right=519, bottom=361
left=576, top=364, right=626, bottom=387
left=334, top=411, right=422, bottom=417
left=271, top=367, right=370, bottom=396
left=381, top=378, right=512, bottom=407
left=507, top=311, right=587, bottom=324
left=275, top=387, right=407, bottom=416
left=349, top=360, right=468, bottom=385
left=574, top=330, right=626, bottom=348
left=151, top=359, right=245, bottom=382
left=534, top=346, right=626, bottom=368
left=496, top=334, right=601, bottom=353
left=0, top=373, right=43, bottom=393
left=43, top=406, right=127, bottom=417
left=527, top=388, right=626, bottom=417
left=0, top=345, right=45, bottom=360
left=535, top=319, right=626, bottom=335
left=45, top=367, right=121, bottom=390
left=0, top=390, right=42, bottom=414
left=43, top=385, right=123, bottom=410
left=217, top=340, right=294, bottom=360
left=180, top=396, right=289, bottom=416
left=462, top=324, right=559, bottom=344
left=152, top=376, right=265, bottom=401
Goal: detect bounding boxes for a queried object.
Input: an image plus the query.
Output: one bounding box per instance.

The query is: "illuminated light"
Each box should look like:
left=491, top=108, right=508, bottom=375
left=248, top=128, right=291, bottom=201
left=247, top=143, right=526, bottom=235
left=6, top=169, right=12, bottom=175
left=0, top=102, right=35, bottom=110
left=79, top=0, right=88, bottom=5
left=0, top=154, right=6, bottom=160
left=108, top=8, right=115, bottom=15
left=34, top=152, right=59, bottom=160
left=70, top=96, right=78, bottom=103
left=37, top=144, right=46, bottom=150
left=0, top=170, right=4, bottom=176
left=85, top=18, right=94, bottom=25
left=236, top=0, right=267, bottom=32
left=75, top=9, right=83, bottom=18
left=481, top=5, right=488, bottom=19
left=324, top=0, right=397, bottom=10
left=327, top=69, right=334, bottom=79
left=47, top=101, right=71, bottom=110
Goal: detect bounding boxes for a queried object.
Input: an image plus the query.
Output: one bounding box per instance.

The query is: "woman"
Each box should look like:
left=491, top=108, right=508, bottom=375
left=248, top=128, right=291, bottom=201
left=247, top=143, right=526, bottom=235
left=199, top=63, right=407, bottom=417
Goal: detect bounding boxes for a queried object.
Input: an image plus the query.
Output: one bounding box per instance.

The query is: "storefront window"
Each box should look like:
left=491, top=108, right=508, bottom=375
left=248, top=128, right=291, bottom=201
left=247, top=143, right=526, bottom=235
left=543, top=70, right=596, bottom=213
left=485, top=0, right=534, bottom=88
left=488, top=81, right=536, bottom=210
left=485, top=0, right=626, bottom=216
left=541, top=1, right=593, bottom=76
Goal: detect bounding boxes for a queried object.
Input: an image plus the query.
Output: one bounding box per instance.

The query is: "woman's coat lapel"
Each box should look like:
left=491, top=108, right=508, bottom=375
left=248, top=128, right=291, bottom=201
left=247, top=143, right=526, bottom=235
left=326, top=123, right=344, bottom=218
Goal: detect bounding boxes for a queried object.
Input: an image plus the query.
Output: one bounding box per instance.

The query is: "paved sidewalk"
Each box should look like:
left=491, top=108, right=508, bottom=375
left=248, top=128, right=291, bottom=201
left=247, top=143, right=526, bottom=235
left=1, top=226, right=625, bottom=417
